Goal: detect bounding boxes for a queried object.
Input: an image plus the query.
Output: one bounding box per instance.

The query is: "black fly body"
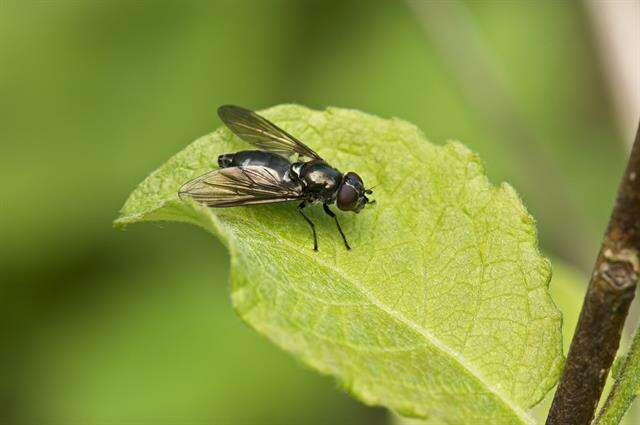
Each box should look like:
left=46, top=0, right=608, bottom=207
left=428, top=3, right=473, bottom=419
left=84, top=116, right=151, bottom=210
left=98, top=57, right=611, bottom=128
left=179, top=106, right=375, bottom=251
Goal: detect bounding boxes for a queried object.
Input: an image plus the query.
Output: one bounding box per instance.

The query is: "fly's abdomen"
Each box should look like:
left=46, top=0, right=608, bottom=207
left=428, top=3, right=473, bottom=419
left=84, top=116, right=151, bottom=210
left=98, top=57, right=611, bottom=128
left=217, top=153, right=235, bottom=168
left=217, top=150, right=292, bottom=178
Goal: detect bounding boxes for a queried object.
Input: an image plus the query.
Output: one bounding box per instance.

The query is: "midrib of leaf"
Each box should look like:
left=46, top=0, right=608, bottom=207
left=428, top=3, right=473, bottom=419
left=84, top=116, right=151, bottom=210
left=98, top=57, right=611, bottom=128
left=235, top=215, right=534, bottom=423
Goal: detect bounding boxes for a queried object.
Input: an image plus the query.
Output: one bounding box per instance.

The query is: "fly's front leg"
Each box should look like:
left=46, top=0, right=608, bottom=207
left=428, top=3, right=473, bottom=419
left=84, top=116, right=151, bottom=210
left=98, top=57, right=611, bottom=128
left=298, top=201, right=318, bottom=251
left=323, top=203, right=351, bottom=250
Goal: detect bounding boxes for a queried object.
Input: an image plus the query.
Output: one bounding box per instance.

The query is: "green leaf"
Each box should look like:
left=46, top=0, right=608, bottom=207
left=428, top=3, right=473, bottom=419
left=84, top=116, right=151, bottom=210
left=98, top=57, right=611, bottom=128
left=596, top=326, right=640, bottom=424
left=527, top=260, right=587, bottom=423
left=115, top=104, right=562, bottom=423
left=612, top=355, right=627, bottom=381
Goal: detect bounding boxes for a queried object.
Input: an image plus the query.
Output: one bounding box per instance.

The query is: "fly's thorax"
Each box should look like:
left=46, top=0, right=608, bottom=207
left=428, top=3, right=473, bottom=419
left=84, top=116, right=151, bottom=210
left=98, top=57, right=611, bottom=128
left=289, top=162, right=305, bottom=180
left=298, top=160, right=343, bottom=200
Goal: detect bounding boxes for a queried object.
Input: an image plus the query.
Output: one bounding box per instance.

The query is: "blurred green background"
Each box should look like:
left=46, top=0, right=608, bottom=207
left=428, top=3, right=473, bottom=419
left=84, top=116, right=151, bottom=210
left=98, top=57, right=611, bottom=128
left=1, top=1, right=636, bottom=424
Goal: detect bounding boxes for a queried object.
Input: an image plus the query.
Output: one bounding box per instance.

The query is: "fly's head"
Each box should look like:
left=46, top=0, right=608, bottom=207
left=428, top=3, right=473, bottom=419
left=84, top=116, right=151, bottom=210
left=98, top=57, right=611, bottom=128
left=336, top=172, right=375, bottom=213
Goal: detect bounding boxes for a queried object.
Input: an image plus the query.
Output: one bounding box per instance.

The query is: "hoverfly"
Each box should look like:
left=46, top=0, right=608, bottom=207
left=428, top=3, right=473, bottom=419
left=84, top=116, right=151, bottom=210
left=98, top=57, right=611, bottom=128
left=178, top=105, right=375, bottom=251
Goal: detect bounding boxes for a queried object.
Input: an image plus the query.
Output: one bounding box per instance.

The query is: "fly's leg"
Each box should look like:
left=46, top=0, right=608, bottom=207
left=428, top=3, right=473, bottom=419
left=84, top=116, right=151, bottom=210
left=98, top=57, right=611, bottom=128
left=298, top=202, right=318, bottom=251
left=323, top=203, right=351, bottom=250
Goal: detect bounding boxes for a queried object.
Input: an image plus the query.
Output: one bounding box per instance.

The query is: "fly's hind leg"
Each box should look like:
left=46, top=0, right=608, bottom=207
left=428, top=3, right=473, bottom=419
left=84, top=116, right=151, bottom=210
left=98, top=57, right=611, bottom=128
left=323, top=203, right=351, bottom=250
left=298, top=201, right=318, bottom=251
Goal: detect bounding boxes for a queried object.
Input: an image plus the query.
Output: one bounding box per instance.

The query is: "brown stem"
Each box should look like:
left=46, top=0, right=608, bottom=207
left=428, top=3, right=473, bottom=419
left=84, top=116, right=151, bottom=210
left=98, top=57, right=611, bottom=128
left=546, top=124, right=640, bottom=425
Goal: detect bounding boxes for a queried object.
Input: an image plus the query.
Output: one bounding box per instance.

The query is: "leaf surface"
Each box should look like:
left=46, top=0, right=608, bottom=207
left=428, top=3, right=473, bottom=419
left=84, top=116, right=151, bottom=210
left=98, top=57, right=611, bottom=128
left=596, top=325, right=640, bottom=424
left=116, top=105, right=562, bottom=423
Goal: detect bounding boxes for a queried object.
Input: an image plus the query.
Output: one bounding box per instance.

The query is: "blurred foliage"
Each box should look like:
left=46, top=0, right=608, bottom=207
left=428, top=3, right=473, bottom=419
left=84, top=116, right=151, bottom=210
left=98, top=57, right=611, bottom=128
left=13, top=226, right=383, bottom=425
left=0, top=0, right=629, bottom=424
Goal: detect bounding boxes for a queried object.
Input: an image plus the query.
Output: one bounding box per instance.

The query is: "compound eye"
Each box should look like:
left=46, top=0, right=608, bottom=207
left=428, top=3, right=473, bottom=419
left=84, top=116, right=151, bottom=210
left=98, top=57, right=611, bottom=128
left=337, top=185, right=358, bottom=211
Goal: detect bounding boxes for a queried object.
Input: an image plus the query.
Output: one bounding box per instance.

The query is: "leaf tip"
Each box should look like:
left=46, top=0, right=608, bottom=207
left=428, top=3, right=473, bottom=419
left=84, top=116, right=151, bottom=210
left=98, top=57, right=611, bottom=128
left=113, top=217, right=127, bottom=230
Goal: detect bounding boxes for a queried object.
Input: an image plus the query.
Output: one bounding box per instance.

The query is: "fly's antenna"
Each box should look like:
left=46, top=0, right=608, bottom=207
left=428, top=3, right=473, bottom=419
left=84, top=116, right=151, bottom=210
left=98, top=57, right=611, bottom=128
left=364, top=184, right=378, bottom=195
left=364, top=185, right=377, bottom=205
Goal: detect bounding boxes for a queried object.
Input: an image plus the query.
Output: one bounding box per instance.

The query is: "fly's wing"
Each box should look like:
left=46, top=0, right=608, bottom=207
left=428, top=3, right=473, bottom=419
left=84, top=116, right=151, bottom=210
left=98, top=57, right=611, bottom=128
left=218, top=105, right=322, bottom=160
left=178, top=165, right=303, bottom=207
